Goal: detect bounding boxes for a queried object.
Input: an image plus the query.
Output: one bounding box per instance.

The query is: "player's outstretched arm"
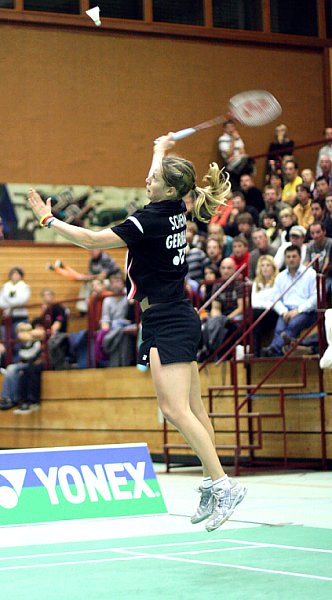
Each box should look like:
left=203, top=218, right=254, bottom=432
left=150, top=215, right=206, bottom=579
left=28, top=189, right=126, bottom=250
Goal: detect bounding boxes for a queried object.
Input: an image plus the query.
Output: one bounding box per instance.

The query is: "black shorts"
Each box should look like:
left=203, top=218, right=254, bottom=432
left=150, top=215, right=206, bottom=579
left=138, top=299, right=201, bottom=366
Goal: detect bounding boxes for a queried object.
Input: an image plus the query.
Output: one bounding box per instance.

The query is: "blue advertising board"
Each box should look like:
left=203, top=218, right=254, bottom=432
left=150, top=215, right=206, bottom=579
left=0, top=443, right=167, bottom=525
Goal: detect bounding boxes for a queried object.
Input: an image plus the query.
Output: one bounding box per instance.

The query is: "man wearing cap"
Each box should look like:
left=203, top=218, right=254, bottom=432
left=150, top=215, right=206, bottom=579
left=293, top=184, right=314, bottom=230
left=274, top=225, right=307, bottom=270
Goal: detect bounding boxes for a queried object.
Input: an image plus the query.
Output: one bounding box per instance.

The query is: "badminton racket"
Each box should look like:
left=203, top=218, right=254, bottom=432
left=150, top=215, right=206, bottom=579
left=160, top=90, right=282, bottom=142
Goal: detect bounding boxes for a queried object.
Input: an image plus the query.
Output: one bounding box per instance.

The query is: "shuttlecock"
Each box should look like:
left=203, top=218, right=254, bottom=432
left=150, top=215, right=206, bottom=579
left=86, top=6, right=101, bottom=26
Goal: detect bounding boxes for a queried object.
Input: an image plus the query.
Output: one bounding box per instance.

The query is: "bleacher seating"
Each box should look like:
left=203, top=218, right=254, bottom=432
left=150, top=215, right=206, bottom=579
left=1, top=242, right=127, bottom=319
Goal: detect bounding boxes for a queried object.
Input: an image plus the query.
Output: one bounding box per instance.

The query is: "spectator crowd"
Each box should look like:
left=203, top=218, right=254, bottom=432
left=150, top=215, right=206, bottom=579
left=1, top=123, right=331, bottom=412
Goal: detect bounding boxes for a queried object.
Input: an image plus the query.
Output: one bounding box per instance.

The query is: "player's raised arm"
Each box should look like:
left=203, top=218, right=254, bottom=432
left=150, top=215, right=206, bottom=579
left=148, top=133, right=175, bottom=178
left=28, top=189, right=126, bottom=250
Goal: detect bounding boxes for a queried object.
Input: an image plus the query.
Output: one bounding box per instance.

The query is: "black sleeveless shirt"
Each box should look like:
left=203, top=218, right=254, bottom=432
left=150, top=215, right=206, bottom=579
left=112, top=200, right=188, bottom=303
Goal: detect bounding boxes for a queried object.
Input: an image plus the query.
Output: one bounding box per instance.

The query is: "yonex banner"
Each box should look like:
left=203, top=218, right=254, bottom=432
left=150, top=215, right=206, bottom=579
left=0, top=443, right=167, bottom=526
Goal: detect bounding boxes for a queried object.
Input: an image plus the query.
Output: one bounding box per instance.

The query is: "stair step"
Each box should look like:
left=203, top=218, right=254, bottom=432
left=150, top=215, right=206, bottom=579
left=208, top=411, right=261, bottom=418
left=209, top=411, right=279, bottom=418
left=164, top=443, right=238, bottom=450
left=242, top=355, right=320, bottom=363
left=209, top=383, right=304, bottom=390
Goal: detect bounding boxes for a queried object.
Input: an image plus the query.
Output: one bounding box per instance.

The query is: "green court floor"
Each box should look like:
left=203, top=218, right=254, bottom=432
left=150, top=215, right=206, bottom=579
left=0, top=525, right=331, bottom=600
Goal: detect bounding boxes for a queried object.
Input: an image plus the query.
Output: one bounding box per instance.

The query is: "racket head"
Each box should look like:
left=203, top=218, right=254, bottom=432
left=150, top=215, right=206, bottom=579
left=229, top=90, right=282, bottom=127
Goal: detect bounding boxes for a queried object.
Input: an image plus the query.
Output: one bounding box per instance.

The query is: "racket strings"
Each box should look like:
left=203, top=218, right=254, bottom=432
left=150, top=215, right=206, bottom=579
left=229, top=91, right=282, bottom=127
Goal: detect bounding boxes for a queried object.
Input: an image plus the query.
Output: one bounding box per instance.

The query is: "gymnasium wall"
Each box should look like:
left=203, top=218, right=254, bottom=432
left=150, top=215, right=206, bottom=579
left=0, top=23, right=325, bottom=187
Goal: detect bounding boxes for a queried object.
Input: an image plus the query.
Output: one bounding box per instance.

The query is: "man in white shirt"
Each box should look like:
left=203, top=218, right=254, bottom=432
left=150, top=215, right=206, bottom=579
left=0, top=267, right=31, bottom=324
left=218, top=120, right=252, bottom=188
left=218, top=120, right=245, bottom=164
left=261, top=245, right=317, bottom=357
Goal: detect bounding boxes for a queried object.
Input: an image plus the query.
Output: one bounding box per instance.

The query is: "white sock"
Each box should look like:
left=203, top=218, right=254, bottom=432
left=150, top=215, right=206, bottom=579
left=212, top=475, right=231, bottom=490
left=202, top=477, right=213, bottom=489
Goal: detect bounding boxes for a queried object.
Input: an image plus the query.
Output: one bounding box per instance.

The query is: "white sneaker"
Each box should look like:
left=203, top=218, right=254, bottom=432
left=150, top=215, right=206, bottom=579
left=30, top=403, right=40, bottom=411
left=13, top=403, right=33, bottom=414
left=205, top=480, right=247, bottom=532
left=191, top=486, right=213, bottom=524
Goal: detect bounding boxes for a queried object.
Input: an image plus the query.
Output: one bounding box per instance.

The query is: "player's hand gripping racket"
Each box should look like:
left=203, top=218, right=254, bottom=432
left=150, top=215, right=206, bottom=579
left=157, top=90, right=282, bottom=142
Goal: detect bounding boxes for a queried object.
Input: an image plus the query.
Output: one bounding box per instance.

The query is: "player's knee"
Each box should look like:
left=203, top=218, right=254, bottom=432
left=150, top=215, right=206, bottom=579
left=159, top=402, right=186, bottom=426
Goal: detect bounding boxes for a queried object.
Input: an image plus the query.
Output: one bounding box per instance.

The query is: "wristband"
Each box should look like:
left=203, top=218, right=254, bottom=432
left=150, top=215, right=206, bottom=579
left=39, top=214, right=53, bottom=227
left=47, top=218, right=56, bottom=228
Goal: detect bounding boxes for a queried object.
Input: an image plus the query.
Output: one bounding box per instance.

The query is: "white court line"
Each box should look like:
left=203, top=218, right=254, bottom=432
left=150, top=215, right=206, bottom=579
left=1, top=549, right=332, bottom=582
left=143, top=545, right=266, bottom=556
left=0, top=555, right=145, bottom=572
left=116, top=549, right=332, bottom=582
left=222, top=538, right=332, bottom=554
left=1, top=535, right=332, bottom=563
left=0, top=547, right=259, bottom=571
left=0, top=547, right=136, bottom=562
left=0, top=543, right=331, bottom=581
left=0, top=538, right=237, bottom=562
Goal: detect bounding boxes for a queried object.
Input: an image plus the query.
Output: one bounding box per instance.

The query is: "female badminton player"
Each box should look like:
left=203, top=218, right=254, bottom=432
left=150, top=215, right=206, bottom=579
left=28, top=133, right=247, bottom=531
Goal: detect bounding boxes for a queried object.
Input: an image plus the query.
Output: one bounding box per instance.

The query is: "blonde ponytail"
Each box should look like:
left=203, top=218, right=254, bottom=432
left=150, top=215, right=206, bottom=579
left=193, top=163, right=230, bottom=223
left=161, top=156, right=230, bottom=223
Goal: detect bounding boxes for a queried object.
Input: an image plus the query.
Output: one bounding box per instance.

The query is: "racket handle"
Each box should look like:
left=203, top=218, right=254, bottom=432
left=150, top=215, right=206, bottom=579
left=172, top=128, right=196, bottom=141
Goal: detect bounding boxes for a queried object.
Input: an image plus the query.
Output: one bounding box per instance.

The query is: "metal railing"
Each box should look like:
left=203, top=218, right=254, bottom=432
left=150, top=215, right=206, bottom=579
left=163, top=255, right=329, bottom=472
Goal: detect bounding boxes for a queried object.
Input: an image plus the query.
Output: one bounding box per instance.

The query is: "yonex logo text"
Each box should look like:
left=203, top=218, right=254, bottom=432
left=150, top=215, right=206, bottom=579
left=1, top=462, right=156, bottom=509
left=35, top=461, right=156, bottom=505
